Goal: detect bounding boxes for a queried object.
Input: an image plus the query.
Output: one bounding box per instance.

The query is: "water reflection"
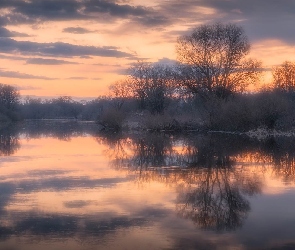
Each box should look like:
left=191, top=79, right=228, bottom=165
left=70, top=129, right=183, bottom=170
left=22, top=119, right=100, bottom=140
left=175, top=168, right=259, bottom=231
left=1, top=121, right=295, bottom=249
left=0, top=124, right=20, bottom=156
left=0, top=120, right=102, bottom=157
left=102, top=133, right=264, bottom=231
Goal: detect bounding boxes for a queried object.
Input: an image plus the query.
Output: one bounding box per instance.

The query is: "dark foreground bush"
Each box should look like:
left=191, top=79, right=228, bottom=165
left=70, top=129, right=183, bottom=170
left=207, top=92, right=293, bottom=132
left=97, top=108, right=126, bottom=131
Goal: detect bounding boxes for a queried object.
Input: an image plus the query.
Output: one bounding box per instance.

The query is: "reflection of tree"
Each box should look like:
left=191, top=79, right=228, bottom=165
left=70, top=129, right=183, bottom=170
left=263, top=138, right=295, bottom=184
left=176, top=167, right=261, bottom=231
left=102, top=133, right=263, bottom=231
left=132, top=134, right=172, bottom=170
left=100, top=132, right=295, bottom=231
left=98, top=133, right=175, bottom=172
left=0, top=125, right=20, bottom=156
left=96, top=132, right=132, bottom=170
left=0, top=120, right=102, bottom=156
left=23, top=120, right=101, bottom=141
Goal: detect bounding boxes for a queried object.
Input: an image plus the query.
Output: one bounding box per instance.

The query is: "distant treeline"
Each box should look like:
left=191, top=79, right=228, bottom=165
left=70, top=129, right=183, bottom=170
left=1, top=23, right=295, bottom=132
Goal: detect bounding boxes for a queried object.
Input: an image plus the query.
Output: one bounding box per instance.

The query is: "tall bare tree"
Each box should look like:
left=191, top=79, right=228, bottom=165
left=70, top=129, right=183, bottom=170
left=176, top=23, right=261, bottom=99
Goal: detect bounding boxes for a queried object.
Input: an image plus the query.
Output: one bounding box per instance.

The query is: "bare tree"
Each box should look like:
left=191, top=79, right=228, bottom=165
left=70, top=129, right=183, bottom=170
left=109, top=79, right=133, bottom=110
left=129, top=61, right=174, bottom=114
left=272, top=61, right=295, bottom=92
left=176, top=23, right=261, bottom=99
left=0, top=83, right=20, bottom=111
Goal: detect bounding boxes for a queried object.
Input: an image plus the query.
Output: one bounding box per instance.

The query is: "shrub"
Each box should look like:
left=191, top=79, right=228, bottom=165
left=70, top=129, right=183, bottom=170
left=97, top=108, right=126, bottom=131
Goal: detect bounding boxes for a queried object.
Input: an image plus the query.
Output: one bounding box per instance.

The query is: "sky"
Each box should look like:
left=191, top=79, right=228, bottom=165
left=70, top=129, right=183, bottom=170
left=0, top=0, right=294, bottom=99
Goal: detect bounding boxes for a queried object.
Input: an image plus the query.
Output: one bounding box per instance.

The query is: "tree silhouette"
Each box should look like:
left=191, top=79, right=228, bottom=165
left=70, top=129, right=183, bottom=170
left=176, top=23, right=261, bottom=99
left=273, top=61, right=295, bottom=92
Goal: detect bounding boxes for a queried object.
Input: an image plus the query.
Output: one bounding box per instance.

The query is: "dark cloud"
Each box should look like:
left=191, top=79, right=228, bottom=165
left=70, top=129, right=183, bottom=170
left=26, top=58, right=79, bottom=65
left=0, top=0, right=156, bottom=26
left=80, top=55, right=92, bottom=59
left=201, top=0, right=295, bottom=43
left=0, top=38, right=134, bottom=58
left=0, top=0, right=292, bottom=76
left=83, top=0, right=150, bottom=17
left=157, top=0, right=295, bottom=44
left=0, top=54, right=27, bottom=61
left=0, top=27, right=29, bottom=37
left=63, top=27, right=93, bottom=34
left=0, top=68, right=56, bottom=80
left=132, top=15, right=170, bottom=27
left=0, top=0, right=293, bottom=46
left=0, top=0, right=83, bottom=24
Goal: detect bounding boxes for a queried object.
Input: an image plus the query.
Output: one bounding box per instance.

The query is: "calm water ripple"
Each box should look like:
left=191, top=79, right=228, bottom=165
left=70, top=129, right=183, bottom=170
left=0, top=120, right=294, bottom=249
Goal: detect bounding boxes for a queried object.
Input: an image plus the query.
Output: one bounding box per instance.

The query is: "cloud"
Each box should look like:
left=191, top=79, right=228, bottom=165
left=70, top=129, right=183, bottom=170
left=63, top=27, right=94, bottom=34
left=0, top=0, right=172, bottom=31
left=154, top=57, right=178, bottom=66
left=0, top=68, right=56, bottom=80
left=0, top=27, right=29, bottom=37
left=0, top=53, right=27, bottom=61
left=0, top=0, right=155, bottom=25
left=26, top=58, right=79, bottom=65
left=0, top=0, right=83, bottom=24
left=156, top=0, right=295, bottom=44
left=131, top=15, right=170, bottom=27
left=14, top=85, right=41, bottom=91
left=66, top=77, right=88, bottom=80
left=0, top=0, right=293, bottom=46
left=83, top=0, right=151, bottom=17
left=0, top=38, right=135, bottom=58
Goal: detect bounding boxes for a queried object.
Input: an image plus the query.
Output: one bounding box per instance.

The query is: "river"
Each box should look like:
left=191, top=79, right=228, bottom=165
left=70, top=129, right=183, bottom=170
left=0, top=120, right=294, bottom=250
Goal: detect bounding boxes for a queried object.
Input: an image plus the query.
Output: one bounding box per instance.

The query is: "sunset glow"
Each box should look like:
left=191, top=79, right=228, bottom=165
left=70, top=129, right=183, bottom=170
left=0, top=0, right=294, bottom=98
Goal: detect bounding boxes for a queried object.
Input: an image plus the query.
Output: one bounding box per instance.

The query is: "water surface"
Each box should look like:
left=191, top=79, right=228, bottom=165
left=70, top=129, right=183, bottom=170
left=0, top=120, right=295, bottom=250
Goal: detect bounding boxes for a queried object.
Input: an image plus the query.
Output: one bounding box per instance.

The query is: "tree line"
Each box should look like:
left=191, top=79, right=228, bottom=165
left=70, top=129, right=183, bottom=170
left=1, top=23, right=295, bottom=132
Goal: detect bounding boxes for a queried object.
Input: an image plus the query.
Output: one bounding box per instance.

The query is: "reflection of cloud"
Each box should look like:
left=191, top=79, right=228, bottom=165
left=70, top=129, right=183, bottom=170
left=64, top=200, right=93, bottom=208
left=16, top=177, right=129, bottom=192
left=134, top=207, right=171, bottom=218
left=27, top=170, right=69, bottom=177
left=10, top=213, right=146, bottom=238
left=0, top=182, right=15, bottom=213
